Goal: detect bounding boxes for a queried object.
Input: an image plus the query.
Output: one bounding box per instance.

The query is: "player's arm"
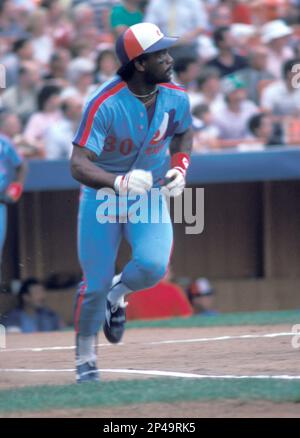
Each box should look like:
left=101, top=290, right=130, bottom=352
left=71, top=145, right=153, bottom=194
left=15, top=161, right=27, bottom=185
left=164, top=126, right=193, bottom=197
left=71, top=145, right=116, bottom=189
left=169, top=126, right=193, bottom=156
left=4, top=159, right=27, bottom=204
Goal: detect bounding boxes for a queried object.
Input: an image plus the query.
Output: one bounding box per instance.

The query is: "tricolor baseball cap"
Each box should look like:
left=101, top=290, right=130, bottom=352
left=116, top=22, right=178, bottom=69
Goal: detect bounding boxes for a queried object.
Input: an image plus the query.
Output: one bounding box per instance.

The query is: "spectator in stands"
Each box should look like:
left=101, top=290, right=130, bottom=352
left=71, top=4, right=101, bottom=57
left=210, top=3, right=232, bottom=30
left=187, top=278, right=219, bottom=316
left=0, top=110, right=22, bottom=141
left=261, top=58, right=300, bottom=116
left=45, top=95, right=83, bottom=160
left=192, top=103, right=220, bottom=152
left=261, top=19, right=294, bottom=79
left=72, top=3, right=97, bottom=36
left=110, top=0, right=144, bottom=37
left=1, top=62, right=40, bottom=125
left=188, top=67, right=224, bottom=112
left=70, top=33, right=98, bottom=60
left=0, top=109, right=36, bottom=158
left=16, top=2, right=36, bottom=23
left=46, top=2, right=74, bottom=49
left=45, top=0, right=66, bottom=30
left=238, top=45, right=275, bottom=105
left=248, top=112, right=284, bottom=148
left=0, top=0, right=29, bottom=40
left=261, top=58, right=300, bottom=144
left=27, top=8, right=54, bottom=66
left=1, top=37, right=34, bottom=88
left=212, top=73, right=259, bottom=148
left=1, top=278, right=63, bottom=333
left=173, top=56, right=200, bottom=91
left=231, top=23, right=257, bottom=55
left=43, top=0, right=73, bottom=43
left=205, top=25, right=248, bottom=77
left=194, top=0, right=230, bottom=61
left=62, top=58, right=95, bottom=101
left=144, top=0, right=208, bottom=59
left=230, top=0, right=252, bottom=24
left=94, top=48, right=119, bottom=85
left=24, top=84, right=62, bottom=158
left=78, top=0, right=119, bottom=36
left=248, top=0, right=289, bottom=25
left=43, top=49, right=71, bottom=87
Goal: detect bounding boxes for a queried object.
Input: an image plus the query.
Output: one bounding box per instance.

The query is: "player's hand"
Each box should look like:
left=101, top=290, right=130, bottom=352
left=162, top=152, right=190, bottom=197
left=114, top=170, right=153, bottom=195
left=5, top=182, right=23, bottom=203
left=163, top=168, right=186, bottom=197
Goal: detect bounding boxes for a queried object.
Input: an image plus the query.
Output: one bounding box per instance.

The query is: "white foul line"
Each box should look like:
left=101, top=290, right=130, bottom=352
left=0, top=367, right=300, bottom=380
left=1, top=342, right=122, bottom=353
left=0, top=332, right=295, bottom=353
left=148, top=332, right=296, bottom=345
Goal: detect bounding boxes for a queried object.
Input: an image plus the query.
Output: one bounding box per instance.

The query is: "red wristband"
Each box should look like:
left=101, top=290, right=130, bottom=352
left=6, top=182, right=23, bottom=202
left=170, top=153, right=190, bottom=175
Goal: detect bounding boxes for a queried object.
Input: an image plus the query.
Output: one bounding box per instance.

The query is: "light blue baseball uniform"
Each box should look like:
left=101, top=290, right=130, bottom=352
left=0, top=134, right=23, bottom=274
left=72, top=76, right=192, bottom=336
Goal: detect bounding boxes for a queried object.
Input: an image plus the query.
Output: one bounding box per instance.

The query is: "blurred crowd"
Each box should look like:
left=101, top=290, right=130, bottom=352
left=1, top=0, right=300, bottom=158
left=0, top=273, right=218, bottom=332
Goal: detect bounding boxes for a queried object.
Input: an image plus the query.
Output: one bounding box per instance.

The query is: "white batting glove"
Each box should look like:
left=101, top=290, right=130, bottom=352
left=114, top=169, right=153, bottom=195
left=163, top=153, right=190, bottom=197
left=163, top=168, right=186, bottom=197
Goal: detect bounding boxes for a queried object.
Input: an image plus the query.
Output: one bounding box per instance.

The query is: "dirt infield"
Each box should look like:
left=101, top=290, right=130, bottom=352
left=2, top=401, right=300, bottom=418
left=0, top=324, right=299, bottom=417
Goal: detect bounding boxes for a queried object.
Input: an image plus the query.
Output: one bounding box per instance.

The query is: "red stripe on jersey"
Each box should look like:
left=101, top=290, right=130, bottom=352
left=78, top=81, right=126, bottom=146
left=124, top=28, right=144, bottom=61
left=160, top=82, right=186, bottom=92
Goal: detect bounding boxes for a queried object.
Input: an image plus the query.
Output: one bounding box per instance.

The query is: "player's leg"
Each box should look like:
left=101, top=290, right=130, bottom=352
left=103, top=193, right=173, bottom=343
left=122, top=195, right=173, bottom=290
left=0, top=204, right=7, bottom=283
left=75, top=194, right=122, bottom=381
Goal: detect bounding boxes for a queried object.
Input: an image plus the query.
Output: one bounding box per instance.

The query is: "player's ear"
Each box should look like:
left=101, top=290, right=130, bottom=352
left=134, top=58, right=146, bottom=73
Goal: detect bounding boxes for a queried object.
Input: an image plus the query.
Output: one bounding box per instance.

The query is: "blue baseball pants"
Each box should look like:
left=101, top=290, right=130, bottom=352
left=74, top=190, right=173, bottom=336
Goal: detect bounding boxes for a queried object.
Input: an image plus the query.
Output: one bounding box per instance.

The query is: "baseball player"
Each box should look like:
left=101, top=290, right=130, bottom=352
left=71, top=22, right=193, bottom=383
left=0, top=115, right=26, bottom=283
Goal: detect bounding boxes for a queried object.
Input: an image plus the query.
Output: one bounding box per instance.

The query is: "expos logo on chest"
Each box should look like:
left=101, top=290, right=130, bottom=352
left=147, top=109, right=179, bottom=153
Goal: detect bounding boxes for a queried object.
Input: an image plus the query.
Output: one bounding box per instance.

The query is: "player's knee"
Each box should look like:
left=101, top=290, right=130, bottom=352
left=136, top=256, right=168, bottom=288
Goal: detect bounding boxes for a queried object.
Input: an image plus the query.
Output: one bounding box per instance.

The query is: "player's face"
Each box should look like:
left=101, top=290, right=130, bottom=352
left=143, top=49, right=174, bottom=84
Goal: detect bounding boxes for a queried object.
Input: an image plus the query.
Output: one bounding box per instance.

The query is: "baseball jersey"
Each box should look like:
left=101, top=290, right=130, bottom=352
left=0, top=134, right=22, bottom=193
left=73, top=76, right=192, bottom=193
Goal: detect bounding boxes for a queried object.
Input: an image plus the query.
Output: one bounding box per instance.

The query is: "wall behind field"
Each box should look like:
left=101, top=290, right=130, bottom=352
left=1, top=181, right=300, bottom=322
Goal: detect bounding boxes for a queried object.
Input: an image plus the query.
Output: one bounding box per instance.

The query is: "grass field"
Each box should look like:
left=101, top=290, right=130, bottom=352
left=1, top=379, right=300, bottom=414
left=126, top=309, right=300, bottom=329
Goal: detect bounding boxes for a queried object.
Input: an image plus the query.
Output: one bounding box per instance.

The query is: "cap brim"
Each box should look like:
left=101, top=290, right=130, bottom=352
left=145, top=36, right=178, bottom=54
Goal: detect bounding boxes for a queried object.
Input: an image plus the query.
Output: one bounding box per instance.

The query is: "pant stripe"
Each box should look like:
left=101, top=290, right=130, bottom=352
left=75, top=282, right=87, bottom=334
